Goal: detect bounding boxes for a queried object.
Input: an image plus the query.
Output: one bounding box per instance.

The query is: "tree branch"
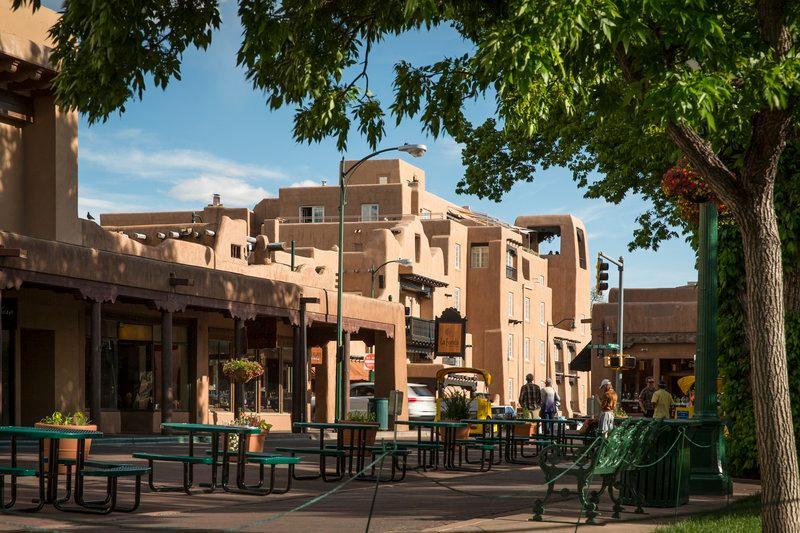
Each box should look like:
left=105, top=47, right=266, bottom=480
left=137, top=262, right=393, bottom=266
left=666, top=121, right=747, bottom=209
left=757, top=0, right=791, bottom=56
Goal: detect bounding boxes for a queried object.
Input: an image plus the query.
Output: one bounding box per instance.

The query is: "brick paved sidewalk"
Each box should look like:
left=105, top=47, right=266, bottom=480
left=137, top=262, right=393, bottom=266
left=0, top=442, right=759, bottom=532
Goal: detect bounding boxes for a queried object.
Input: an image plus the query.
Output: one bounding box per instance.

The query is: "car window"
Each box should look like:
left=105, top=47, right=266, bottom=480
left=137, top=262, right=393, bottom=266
left=354, top=386, right=374, bottom=397
left=409, top=385, right=433, bottom=397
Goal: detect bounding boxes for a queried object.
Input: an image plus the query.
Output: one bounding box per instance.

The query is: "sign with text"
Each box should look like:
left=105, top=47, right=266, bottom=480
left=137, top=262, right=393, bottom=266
left=364, top=353, right=375, bottom=371
left=435, top=307, right=467, bottom=358
left=310, top=346, right=323, bottom=366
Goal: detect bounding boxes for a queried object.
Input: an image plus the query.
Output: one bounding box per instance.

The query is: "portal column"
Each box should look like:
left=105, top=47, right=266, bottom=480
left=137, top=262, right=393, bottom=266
left=89, top=301, right=102, bottom=426
left=161, top=310, right=174, bottom=425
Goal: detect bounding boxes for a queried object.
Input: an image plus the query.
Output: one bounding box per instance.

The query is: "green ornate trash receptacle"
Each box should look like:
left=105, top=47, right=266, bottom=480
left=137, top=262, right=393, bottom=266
left=619, top=420, right=695, bottom=508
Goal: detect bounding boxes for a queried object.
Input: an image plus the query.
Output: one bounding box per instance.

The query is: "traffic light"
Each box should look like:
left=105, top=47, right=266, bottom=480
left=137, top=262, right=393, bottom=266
left=595, top=256, right=609, bottom=293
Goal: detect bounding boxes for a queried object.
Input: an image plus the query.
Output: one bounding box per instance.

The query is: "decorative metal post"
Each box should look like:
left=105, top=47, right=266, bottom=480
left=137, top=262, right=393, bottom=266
left=690, top=202, right=732, bottom=494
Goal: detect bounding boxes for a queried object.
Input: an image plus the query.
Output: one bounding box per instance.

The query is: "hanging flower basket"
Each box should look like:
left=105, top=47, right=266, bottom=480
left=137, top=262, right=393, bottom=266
left=222, top=358, right=264, bottom=383
left=662, top=159, right=728, bottom=224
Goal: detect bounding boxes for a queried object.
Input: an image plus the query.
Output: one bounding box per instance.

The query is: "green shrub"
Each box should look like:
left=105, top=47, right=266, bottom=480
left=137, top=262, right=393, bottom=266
left=346, top=411, right=377, bottom=423
left=441, top=389, right=471, bottom=421
left=40, top=410, right=91, bottom=425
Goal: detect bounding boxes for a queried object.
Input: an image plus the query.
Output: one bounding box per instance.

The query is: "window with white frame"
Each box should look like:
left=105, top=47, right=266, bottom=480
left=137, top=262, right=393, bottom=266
left=524, top=337, right=530, bottom=361
left=454, top=243, right=462, bottom=270
left=539, top=340, right=546, bottom=363
left=538, top=275, right=545, bottom=286
left=299, top=206, right=324, bottom=223
left=524, top=297, right=531, bottom=322
left=508, top=292, right=514, bottom=317
left=507, top=333, right=514, bottom=360
left=360, top=203, right=379, bottom=221
left=378, top=175, right=389, bottom=184
left=539, top=301, right=546, bottom=325
left=554, top=342, right=561, bottom=361
left=470, top=244, right=489, bottom=268
left=507, top=378, right=514, bottom=404
left=453, top=287, right=461, bottom=312
left=420, top=208, right=431, bottom=219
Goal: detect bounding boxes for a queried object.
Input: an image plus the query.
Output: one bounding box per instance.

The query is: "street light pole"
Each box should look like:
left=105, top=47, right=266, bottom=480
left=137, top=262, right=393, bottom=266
left=370, top=258, right=411, bottom=298
left=334, top=144, right=426, bottom=421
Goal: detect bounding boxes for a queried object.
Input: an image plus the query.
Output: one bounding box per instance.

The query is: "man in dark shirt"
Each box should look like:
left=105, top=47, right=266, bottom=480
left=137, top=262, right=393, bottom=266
left=638, top=377, right=657, bottom=417
left=518, top=373, right=541, bottom=413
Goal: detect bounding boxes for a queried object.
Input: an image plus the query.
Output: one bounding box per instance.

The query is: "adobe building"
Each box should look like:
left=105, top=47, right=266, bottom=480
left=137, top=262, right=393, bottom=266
left=0, top=1, right=408, bottom=432
left=590, top=285, right=698, bottom=413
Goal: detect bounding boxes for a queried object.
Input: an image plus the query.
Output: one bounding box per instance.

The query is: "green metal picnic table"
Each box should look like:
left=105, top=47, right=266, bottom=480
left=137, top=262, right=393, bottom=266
left=395, top=420, right=468, bottom=470
left=461, top=418, right=525, bottom=463
left=0, top=425, right=103, bottom=513
left=288, top=422, right=379, bottom=481
left=142, top=422, right=261, bottom=494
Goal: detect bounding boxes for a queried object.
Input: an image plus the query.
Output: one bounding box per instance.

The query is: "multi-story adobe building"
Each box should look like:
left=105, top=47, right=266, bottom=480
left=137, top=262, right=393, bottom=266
left=590, top=285, right=698, bottom=414
left=0, top=1, right=408, bottom=433
left=237, top=160, right=594, bottom=414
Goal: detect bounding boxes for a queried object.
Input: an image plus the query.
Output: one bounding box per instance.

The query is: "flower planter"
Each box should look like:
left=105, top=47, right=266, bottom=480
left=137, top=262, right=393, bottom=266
left=247, top=429, right=270, bottom=453
left=514, top=422, right=535, bottom=437
left=35, top=422, right=97, bottom=474
left=439, top=424, right=471, bottom=441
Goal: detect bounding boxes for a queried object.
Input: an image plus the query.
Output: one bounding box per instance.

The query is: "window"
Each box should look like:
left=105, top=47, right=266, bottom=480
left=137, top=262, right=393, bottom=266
left=506, top=247, right=517, bottom=280
left=209, top=330, right=234, bottom=411
left=415, top=234, right=422, bottom=262
left=554, top=342, right=561, bottom=362
left=470, top=244, right=488, bottom=268
left=299, top=205, right=324, bottom=223
left=230, top=244, right=242, bottom=259
left=539, top=275, right=545, bottom=286
left=524, top=297, right=531, bottom=322
left=539, top=340, right=546, bottom=363
left=507, top=292, right=514, bottom=317
left=539, top=301, right=546, bottom=326
left=361, top=203, right=379, bottom=221
left=507, top=333, right=514, bottom=360
left=576, top=228, right=587, bottom=269
left=524, top=338, right=530, bottom=362
left=453, top=287, right=461, bottom=312
left=420, top=208, right=431, bottom=219
left=378, top=175, right=389, bottom=185
left=508, top=378, right=514, bottom=404
left=454, top=243, right=462, bottom=270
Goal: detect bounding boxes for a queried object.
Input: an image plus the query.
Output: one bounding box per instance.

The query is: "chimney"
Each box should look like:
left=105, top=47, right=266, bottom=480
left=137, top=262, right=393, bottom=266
left=212, top=193, right=221, bottom=206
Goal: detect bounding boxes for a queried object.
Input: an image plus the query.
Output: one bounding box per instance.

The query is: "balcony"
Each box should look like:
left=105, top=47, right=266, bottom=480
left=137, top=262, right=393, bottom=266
left=406, top=316, right=435, bottom=346
left=506, top=265, right=517, bottom=280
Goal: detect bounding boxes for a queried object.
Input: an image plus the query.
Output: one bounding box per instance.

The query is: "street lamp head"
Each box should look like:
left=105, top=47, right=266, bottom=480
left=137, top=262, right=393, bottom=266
left=398, top=143, right=427, bottom=157
left=396, top=258, right=412, bottom=266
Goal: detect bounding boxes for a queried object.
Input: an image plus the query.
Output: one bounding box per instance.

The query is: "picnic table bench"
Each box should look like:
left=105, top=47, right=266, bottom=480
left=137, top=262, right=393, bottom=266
left=531, top=418, right=671, bottom=524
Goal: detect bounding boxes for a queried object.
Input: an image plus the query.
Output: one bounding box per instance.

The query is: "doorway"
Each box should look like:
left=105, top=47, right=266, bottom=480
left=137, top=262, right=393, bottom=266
left=20, top=329, right=55, bottom=426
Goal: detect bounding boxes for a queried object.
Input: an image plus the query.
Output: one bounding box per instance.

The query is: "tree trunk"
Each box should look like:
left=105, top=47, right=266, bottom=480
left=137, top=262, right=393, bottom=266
left=737, top=192, right=800, bottom=532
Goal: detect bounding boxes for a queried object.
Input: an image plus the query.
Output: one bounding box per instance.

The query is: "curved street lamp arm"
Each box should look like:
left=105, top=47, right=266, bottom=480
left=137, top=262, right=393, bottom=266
left=340, top=146, right=400, bottom=186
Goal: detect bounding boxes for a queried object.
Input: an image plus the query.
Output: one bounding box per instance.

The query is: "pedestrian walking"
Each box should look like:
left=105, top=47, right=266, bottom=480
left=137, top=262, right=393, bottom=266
left=638, top=377, right=657, bottom=417
left=518, top=373, right=541, bottom=415
left=652, top=381, right=673, bottom=419
left=597, top=379, right=617, bottom=435
left=539, top=378, right=560, bottom=435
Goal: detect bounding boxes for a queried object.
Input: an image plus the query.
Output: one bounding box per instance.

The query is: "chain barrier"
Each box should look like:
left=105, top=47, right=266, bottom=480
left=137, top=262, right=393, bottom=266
left=226, top=445, right=394, bottom=532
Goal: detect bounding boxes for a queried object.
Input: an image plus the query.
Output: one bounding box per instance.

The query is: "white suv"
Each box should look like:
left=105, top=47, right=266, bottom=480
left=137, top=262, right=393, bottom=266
left=350, top=382, right=436, bottom=420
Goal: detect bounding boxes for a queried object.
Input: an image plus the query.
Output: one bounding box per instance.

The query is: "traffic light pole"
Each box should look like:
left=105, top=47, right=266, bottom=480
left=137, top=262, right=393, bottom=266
left=598, top=252, right=624, bottom=393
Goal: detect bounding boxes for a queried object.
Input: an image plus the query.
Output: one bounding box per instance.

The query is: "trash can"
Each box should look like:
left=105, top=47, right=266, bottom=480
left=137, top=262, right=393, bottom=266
left=369, top=398, right=389, bottom=430
left=619, top=420, right=692, bottom=507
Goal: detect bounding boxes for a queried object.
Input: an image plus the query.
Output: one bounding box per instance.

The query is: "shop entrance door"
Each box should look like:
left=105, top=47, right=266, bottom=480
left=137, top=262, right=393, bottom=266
left=20, top=329, right=55, bottom=426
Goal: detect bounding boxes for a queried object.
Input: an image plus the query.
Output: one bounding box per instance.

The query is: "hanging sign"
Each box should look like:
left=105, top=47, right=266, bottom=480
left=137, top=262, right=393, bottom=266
left=435, top=307, right=467, bottom=357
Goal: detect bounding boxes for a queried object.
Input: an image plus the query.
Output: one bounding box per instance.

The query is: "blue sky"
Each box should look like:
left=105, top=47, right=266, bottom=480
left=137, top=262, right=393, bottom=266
left=69, top=2, right=696, bottom=288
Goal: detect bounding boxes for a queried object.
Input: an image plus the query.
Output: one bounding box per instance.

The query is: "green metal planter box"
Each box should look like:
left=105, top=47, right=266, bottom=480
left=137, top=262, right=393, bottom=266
left=619, top=420, right=693, bottom=508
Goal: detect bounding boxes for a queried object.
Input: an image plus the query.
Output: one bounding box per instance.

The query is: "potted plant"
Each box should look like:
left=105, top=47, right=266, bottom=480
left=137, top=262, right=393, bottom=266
left=440, top=390, right=472, bottom=440
left=228, top=413, right=272, bottom=453
left=514, top=407, right=536, bottom=437
left=222, top=358, right=264, bottom=384
left=222, top=358, right=264, bottom=415
left=36, top=411, right=97, bottom=473
left=343, top=411, right=379, bottom=449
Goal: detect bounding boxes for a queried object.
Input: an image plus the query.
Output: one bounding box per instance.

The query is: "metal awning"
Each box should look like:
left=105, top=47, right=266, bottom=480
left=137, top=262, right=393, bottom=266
left=569, top=344, right=592, bottom=372
left=399, top=273, right=448, bottom=288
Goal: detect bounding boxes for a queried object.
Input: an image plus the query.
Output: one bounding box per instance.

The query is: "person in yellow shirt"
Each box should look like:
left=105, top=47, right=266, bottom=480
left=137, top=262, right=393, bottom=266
left=651, top=381, right=673, bottom=419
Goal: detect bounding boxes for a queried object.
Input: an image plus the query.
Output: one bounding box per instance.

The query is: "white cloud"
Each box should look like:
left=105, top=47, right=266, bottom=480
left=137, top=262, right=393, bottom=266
left=289, top=179, right=324, bottom=188
left=82, top=146, right=289, bottom=182
left=438, top=137, right=464, bottom=161
left=167, top=175, right=272, bottom=206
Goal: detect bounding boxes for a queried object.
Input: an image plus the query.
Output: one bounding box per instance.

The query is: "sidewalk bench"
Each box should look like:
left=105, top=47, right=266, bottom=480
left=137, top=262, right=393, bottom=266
left=236, top=455, right=299, bottom=495
left=132, top=452, right=213, bottom=494
left=275, top=447, right=346, bottom=482
left=74, top=464, right=149, bottom=514
left=363, top=446, right=410, bottom=482
left=0, top=466, right=37, bottom=510
left=532, top=418, right=659, bottom=524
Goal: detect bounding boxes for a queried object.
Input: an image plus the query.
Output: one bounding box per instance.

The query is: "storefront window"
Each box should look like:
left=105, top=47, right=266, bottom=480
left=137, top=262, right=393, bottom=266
left=263, top=348, right=280, bottom=412
left=208, top=332, right=233, bottom=411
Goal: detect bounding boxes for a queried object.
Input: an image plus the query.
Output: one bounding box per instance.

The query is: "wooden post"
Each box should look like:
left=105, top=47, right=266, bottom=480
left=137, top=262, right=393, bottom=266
left=90, top=301, right=102, bottom=426
left=161, top=309, right=174, bottom=425
left=233, top=317, right=245, bottom=417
